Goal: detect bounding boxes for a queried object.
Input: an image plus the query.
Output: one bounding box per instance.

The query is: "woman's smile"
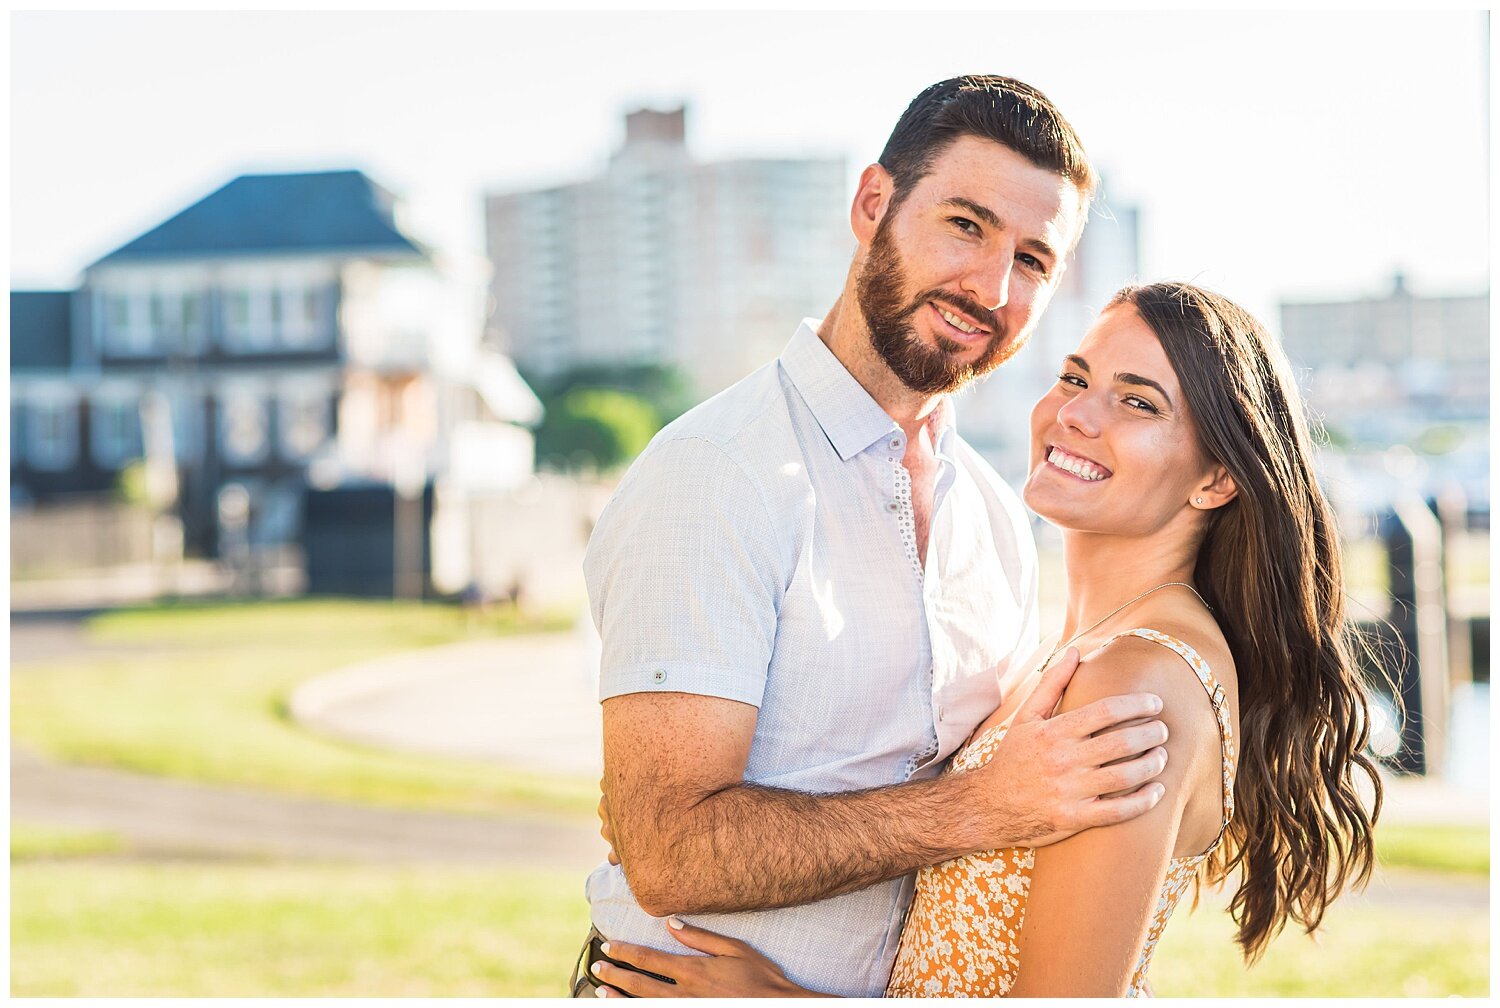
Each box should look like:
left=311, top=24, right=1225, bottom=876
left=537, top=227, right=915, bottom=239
left=1042, top=445, right=1112, bottom=482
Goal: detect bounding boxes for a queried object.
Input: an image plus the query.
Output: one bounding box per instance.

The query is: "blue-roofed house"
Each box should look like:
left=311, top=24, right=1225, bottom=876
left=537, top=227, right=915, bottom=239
left=12, top=169, right=541, bottom=568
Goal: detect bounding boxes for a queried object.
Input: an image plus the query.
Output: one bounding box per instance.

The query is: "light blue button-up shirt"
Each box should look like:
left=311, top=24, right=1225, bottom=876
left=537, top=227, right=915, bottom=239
left=584, top=320, right=1039, bottom=997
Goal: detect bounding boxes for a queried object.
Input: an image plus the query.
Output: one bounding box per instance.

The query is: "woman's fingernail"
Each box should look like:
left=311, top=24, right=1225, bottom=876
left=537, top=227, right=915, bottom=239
left=667, top=916, right=684, bottom=930
left=595, top=986, right=608, bottom=998
left=591, top=961, right=605, bottom=977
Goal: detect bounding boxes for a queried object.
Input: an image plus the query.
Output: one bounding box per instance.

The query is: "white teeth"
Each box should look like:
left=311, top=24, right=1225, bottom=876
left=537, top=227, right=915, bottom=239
left=1048, top=447, right=1107, bottom=482
left=939, top=308, right=981, bottom=335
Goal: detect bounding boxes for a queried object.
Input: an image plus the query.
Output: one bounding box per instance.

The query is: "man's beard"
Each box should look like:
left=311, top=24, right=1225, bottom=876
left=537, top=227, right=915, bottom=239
left=855, top=217, right=1018, bottom=395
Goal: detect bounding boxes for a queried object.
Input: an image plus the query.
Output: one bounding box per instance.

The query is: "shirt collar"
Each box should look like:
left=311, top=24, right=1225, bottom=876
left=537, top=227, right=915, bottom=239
left=779, top=319, right=957, bottom=462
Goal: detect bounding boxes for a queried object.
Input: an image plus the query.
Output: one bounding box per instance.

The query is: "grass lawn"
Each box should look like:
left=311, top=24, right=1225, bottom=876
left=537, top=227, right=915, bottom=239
left=11, top=848, right=1486, bottom=997
left=1150, top=889, right=1489, bottom=997
left=10, top=859, right=591, bottom=996
left=11, top=599, right=598, bottom=819
left=1378, top=822, right=1489, bottom=876
left=10, top=823, right=125, bottom=860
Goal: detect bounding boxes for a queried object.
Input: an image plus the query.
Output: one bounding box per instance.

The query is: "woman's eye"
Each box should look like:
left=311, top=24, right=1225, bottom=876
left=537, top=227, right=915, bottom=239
left=1124, top=395, right=1160, bottom=414
left=1057, top=372, right=1086, bottom=388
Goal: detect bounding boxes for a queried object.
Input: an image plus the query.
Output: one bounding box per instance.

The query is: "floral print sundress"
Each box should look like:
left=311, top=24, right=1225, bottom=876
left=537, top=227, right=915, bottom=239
left=886, top=628, right=1236, bottom=998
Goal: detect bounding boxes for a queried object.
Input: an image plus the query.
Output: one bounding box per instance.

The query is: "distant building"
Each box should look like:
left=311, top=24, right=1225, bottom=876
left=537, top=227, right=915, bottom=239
left=11, top=169, right=540, bottom=560
left=485, top=106, right=853, bottom=398
left=1279, top=273, right=1489, bottom=513
left=955, top=189, right=1143, bottom=483
left=1280, top=273, right=1489, bottom=442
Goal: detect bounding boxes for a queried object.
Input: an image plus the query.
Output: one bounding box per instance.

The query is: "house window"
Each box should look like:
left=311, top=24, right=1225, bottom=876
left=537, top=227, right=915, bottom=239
left=91, top=399, right=145, bottom=469
left=151, top=292, right=186, bottom=353
left=103, top=291, right=154, bottom=356
left=280, top=287, right=326, bottom=349
left=219, top=394, right=269, bottom=465
left=223, top=288, right=277, bottom=352
left=224, top=290, right=253, bottom=349
left=278, top=392, right=329, bottom=460
left=184, top=292, right=205, bottom=330
left=182, top=291, right=207, bottom=352
left=28, top=400, right=79, bottom=472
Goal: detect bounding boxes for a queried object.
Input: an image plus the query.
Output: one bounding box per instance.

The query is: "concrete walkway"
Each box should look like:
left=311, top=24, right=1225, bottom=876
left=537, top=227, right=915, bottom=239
left=288, top=628, right=603, bottom=778
left=11, top=746, right=606, bottom=871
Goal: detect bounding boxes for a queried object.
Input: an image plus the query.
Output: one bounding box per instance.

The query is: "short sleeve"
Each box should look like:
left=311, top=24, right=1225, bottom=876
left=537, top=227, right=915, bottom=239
left=583, top=435, right=783, bottom=707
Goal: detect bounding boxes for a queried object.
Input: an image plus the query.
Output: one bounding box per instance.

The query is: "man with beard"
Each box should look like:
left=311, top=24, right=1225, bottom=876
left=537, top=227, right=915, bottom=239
left=573, top=77, right=1171, bottom=998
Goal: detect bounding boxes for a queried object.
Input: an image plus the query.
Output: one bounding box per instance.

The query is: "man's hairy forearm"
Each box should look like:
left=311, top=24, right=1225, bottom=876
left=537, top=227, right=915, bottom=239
left=620, top=772, right=991, bottom=917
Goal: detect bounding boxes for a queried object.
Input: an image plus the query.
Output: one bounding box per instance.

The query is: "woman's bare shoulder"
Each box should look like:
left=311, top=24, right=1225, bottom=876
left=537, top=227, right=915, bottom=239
left=1064, top=620, right=1234, bottom=754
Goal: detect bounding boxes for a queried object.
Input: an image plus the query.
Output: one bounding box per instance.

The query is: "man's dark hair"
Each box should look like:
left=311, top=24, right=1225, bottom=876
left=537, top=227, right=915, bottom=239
left=878, top=75, right=1096, bottom=213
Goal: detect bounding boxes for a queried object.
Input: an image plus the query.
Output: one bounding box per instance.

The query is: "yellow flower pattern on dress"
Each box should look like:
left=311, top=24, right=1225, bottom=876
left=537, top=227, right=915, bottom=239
left=886, top=628, right=1236, bottom=998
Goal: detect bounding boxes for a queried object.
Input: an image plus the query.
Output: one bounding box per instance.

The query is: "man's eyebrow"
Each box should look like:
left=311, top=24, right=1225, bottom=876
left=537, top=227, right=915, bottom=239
left=940, top=196, right=1000, bottom=228
left=942, top=196, right=1061, bottom=263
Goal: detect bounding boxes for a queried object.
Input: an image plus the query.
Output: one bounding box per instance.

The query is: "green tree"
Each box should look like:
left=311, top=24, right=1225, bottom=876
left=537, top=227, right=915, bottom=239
left=534, top=388, right=661, bottom=473
left=525, top=363, right=697, bottom=425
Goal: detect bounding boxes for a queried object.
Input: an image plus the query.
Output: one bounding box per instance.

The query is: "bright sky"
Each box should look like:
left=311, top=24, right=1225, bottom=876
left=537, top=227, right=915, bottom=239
left=11, top=10, right=1489, bottom=324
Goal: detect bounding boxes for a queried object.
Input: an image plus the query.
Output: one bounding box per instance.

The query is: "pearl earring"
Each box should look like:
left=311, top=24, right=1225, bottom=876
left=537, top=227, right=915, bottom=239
left=1195, top=497, right=1205, bottom=505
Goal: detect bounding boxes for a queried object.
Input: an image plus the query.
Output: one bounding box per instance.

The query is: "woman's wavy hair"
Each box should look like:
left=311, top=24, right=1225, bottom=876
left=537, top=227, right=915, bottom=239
left=1108, top=281, right=1383, bottom=962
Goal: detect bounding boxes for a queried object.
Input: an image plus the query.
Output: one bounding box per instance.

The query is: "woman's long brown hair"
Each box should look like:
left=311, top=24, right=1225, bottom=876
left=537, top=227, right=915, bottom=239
left=1109, top=282, right=1382, bottom=962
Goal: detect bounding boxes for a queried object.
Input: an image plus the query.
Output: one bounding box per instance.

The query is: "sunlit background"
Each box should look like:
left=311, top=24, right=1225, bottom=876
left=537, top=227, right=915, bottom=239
left=9, top=9, right=1489, bottom=997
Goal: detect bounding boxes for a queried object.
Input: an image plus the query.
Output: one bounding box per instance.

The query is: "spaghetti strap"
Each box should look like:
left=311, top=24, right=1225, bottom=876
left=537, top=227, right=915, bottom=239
left=1104, top=628, right=1236, bottom=849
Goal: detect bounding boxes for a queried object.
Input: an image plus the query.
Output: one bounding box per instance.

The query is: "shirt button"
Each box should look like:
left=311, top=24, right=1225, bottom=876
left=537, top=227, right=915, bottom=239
left=886, top=501, right=900, bottom=513
left=889, top=438, right=901, bottom=450
left=651, top=669, right=666, bottom=684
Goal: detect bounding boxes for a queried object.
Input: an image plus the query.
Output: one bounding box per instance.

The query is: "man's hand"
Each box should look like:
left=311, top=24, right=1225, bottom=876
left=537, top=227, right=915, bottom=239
left=598, top=776, right=621, bottom=866
left=971, top=647, right=1169, bottom=849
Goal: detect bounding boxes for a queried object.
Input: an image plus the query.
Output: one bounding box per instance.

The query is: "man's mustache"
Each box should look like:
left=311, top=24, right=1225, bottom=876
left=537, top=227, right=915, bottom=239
left=903, top=289, right=1003, bottom=338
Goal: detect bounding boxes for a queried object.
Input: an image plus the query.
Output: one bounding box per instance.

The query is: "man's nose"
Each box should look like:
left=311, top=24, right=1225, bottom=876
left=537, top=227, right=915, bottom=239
left=965, top=253, right=1013, bottom=313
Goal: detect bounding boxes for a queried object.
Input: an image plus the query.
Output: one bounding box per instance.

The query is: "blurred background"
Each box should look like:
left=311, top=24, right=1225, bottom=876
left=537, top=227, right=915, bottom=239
left=9, top=9, right=1489, bottom=996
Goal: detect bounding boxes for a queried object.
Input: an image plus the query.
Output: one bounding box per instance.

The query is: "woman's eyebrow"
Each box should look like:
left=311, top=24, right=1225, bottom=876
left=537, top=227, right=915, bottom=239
left=1118, top=372, right=1173, bottom=408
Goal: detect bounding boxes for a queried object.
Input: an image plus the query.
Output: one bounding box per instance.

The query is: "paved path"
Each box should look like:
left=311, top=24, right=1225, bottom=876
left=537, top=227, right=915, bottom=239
left=289, top=628, right=603, bottom=778
left=12, top=747, right=606, bottom=871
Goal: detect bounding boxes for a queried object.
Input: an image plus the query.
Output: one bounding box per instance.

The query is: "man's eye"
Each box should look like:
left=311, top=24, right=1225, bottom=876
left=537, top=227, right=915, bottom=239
left=950, top=217, right=980, bottom=235
left=1018, top=253, right=1050, bottom=277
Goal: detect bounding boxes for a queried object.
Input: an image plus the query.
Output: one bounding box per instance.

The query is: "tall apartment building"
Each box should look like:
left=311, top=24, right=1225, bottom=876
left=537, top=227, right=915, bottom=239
left=485, top=107, right=853, bottom=398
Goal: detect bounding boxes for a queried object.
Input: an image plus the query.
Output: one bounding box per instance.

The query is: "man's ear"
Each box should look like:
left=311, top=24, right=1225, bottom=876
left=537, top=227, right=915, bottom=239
left=850, top=163, right=893, bottom=247
left=1192, top=465, right=1238, bottom=510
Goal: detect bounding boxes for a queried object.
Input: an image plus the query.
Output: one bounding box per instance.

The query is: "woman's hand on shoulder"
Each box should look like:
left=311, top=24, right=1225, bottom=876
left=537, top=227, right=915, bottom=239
left=591, top=918, right=830, bottom=998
